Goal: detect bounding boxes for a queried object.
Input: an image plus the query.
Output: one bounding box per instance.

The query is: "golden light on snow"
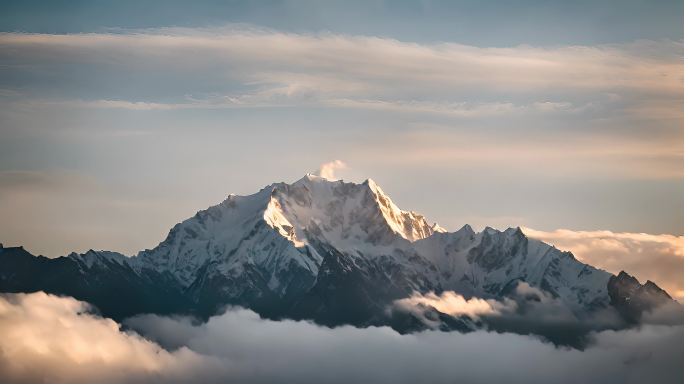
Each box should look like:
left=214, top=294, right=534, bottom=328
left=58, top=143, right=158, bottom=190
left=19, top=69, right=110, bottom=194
left=524, top=227, right=684, bottom=301
left=395, top=291, right=504, bottom=319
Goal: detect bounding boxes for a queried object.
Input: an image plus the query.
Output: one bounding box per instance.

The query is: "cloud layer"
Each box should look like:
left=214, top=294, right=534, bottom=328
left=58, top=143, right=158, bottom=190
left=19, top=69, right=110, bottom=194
left=3, top=292, right=684, bottom=383
left=393, top=283, right=626, bottom=346
left=394, top=290, right=506, bottom=319
left=0, top=292, right=219, bottom=383
left=2, top=28, right=683, bottom=116
left=525, top=228, right=684, bottom=300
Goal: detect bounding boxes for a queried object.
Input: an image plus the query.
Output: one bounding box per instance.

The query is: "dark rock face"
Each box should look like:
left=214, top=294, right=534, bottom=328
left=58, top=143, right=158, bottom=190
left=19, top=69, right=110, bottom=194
left=1, top=240, right=679, bottom=346
left=0, top=246, right=192, bottom=320
left=289, top=239, right=427, bottom=328
left=468, top=228, right=527, bottom=272
left=0, top=244, right=428, bottom=329
left=608, top=271, right=672, bottom=322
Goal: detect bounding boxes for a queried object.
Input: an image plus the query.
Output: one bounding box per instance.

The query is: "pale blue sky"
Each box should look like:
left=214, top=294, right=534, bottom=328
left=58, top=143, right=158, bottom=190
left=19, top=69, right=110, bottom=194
left=2, top=0, right=684, bottom=45
left=1, top=1, right=683, bottom=256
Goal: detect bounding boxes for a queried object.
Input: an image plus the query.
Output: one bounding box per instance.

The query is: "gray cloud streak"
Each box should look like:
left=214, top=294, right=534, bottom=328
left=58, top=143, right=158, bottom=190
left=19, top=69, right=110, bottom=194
left=1, top=28, right=683, bottom=115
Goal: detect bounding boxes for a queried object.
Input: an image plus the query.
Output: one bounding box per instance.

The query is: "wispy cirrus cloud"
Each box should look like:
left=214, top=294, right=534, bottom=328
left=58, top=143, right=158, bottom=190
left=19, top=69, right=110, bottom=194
left=7, top=97, right=593, bottom=117
left=1, top=28, right=683, bottom=117
left=3, top=27, right=681, bottom=176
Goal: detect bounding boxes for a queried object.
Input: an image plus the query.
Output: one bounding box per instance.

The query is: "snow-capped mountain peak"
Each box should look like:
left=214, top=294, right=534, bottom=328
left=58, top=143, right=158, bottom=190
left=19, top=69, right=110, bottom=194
left=130, top=175, right=447, bottom=287
left=362, top=178, right=441, bottom=242
left=121, top=175, right=617, bottom=313
left=1, top=173, right=675, bottom=341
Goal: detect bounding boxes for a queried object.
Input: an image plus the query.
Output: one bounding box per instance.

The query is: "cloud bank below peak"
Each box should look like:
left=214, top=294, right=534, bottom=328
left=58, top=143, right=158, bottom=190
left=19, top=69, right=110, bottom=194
left=2, top=292, right=684, bottom=384
left=0, top=292, right=220, bottom=383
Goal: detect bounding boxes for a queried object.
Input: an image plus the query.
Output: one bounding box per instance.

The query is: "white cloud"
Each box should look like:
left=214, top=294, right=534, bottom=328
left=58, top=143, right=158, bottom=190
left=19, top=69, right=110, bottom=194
left=325, top=98, right=587, bottom=117
left=109, top=300, right=684, bottom=384
left=19, top=98, right=591, bottom=117
left=316, top=160, right=348, bottom=180
left=524, top=228, right=684, bottom=300
left=1, top=29, right=683, bottom=117
left=392, top=283, right=625, bottom=343
left=3, top=292, right=684, bottom=383
left=0, top=292, right=221, bottom=383
left=394, top=291, right=509, bottom=320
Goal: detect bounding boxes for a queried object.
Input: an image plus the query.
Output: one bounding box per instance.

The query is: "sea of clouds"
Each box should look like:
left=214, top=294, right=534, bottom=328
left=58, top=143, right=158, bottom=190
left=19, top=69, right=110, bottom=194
left=2, top=291, right=684, bottom=384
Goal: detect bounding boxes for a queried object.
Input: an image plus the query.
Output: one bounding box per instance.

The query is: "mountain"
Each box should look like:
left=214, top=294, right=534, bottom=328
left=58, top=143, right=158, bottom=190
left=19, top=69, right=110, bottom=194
left=0, top=174, right=674, bottom=343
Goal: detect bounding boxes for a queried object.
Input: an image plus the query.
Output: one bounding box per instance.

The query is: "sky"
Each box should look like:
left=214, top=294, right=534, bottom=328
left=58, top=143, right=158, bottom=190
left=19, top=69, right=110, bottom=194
left=1, top=0, right=683, bottom=273
left=2, top=2, right=684, bottom=383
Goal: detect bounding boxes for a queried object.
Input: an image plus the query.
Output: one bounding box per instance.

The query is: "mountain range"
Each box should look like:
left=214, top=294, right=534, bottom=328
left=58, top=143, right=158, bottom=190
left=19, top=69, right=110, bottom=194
left=0, top=174, right=674, bottom=344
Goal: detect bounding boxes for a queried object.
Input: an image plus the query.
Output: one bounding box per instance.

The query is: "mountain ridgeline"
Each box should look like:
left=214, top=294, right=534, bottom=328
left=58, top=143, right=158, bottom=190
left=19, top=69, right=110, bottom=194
left=0, top=175, right=674, bottom=344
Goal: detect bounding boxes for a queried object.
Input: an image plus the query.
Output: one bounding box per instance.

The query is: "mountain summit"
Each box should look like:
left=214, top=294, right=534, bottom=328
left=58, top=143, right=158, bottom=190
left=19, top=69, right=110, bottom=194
left=0, top=175, right=674, bottom=343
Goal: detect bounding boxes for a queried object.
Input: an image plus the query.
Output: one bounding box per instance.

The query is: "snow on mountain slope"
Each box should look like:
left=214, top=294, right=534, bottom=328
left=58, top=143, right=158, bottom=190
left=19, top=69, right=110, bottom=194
left=41, top=175, right=668, bottom=328
left=68, top=249, right=129, bottom=271
left=414, top=226, right=612, bottom=314
left=131, top=184, right=320, bottom=293
left=2, top=174, right=674, bottom=334
left=128, top=175, right=444, bottom=288
left=103, top=174, right=614, bottom=318
left=273, top=174, right=440, bottom=249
